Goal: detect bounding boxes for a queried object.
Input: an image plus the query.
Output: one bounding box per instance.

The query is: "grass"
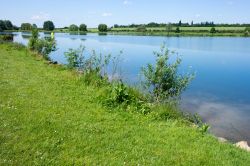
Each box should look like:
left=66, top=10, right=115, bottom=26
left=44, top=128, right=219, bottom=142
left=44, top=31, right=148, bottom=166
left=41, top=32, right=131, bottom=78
left=5, top=26, right=249, bottom=37
left=1, top=43, right=250, bottom=165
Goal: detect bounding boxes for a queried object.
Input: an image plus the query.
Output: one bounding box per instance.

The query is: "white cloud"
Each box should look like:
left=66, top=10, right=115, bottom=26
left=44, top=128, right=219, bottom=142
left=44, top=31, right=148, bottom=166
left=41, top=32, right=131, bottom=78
left=102, top=12, right=112, bottom=17
left=123, top=0, right=132, bottom=5
left=31, top=12, right=50, bottom=20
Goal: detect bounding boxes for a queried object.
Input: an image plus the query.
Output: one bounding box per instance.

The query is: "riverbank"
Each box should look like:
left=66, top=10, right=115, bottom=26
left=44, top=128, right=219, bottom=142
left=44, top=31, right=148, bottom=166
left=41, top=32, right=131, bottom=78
left=0, top=43, right=250, bottom=165
left=3, top=26, right=249, bottom=37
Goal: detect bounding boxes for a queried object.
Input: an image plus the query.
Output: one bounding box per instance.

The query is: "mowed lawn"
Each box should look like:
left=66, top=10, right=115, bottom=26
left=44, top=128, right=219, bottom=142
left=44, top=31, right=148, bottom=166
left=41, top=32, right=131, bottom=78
left=0, top=43, right=250, bottom=165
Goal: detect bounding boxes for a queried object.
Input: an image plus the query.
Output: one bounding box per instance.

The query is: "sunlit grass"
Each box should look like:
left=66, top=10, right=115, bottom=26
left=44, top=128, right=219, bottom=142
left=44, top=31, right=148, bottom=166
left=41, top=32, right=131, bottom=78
left=0, top=43, right=250, bottom=165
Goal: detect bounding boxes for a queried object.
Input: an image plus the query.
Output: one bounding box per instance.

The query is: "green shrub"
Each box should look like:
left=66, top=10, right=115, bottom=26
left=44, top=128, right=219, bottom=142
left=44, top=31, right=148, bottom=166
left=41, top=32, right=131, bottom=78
left=64, top=45, right=85, bottom=69
left=210, top=27, right=216, bottom=33
left=141, top=44, right=194, bottom=103
left=43, top=21, right=55, bottom=31
left=79, top=24, right=87, bottom=31
left=98, top=24, right=108, bottom=32
left=69, top=24, right=79, bottom=32
left=192, top=113, right=210, bottom=134
left=28, top=29, right=56, bottom=60
left=175, top=27, right=180, bottom=33
left=0, top=35, right=14, bottom=42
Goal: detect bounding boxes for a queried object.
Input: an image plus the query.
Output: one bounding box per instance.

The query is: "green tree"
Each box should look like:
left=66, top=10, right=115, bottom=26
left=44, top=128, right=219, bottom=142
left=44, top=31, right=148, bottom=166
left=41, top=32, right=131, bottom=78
left=79, top=24, right=87, bottom=31
left=178, top=20, right=182, bottom=26
left=43, top=21, right=55, bottom=31
left=4, top=20, right=13, bottom=30
left=21, top=23, right=32, bottom=31
left=175, top=27, right=180, bottom=33
left=141, top=44, right=194, bottom=103
left=32, top=24, right=38, bottom=29
left=98, top=24, right=108, bottom=32
left=0, top=20, right=13, bottom=31
left=0, top=20, right=5, bottom=31
left=210, top=27, right=216, bottom=33
left=69, top=24, right=79, bottom=31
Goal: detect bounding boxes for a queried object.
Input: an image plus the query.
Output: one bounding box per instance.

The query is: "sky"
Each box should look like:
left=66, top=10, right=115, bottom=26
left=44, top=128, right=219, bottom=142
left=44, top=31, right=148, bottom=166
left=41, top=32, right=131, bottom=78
left=1, top=0, right=249, bottom=28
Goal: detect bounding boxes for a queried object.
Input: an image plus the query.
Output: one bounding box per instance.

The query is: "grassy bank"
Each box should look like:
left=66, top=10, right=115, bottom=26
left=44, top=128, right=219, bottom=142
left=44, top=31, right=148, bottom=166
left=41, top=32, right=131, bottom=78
left=4, top=26, right=249, bottom=37
left=1, top=43, right=250, bottom=165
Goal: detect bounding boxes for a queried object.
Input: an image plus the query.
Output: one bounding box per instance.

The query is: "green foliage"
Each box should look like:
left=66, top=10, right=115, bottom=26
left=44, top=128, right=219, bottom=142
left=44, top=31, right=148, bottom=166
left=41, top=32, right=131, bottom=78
left=0, top=35, right=14, bottom=42
left=43, top=20, right=55, bottom=31
left=32, top=24, right=37, bottom=29
left=193, top=113, right=210, bottom=134
left=175, top=27, right=180, bottom=33
left=98, top=24, right=108, bottom=32
left=28, top=29, right=56, bottom=60
left=64, top=45, right=85, bottom=69
left=210, top=27, right=216, bottom=33
left=0, top=20, right=13, bottom=31
left=69, top=24, right=79, bottom=31
left=136, top=26, right=147, bottom=32
left=141, top=44, right=194, bottom=103
left=244, top=27, right=250, bottom=36
left=21, top=23, right=32, bottom=31
left=28, top=29, right=39, bottom=50
left=104, top=81, right=151, bottom=114
left=79, top=24, right=87, bottom=31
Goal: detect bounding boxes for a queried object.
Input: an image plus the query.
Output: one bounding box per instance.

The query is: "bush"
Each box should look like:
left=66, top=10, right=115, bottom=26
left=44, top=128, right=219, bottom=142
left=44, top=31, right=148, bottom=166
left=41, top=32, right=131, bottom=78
left=64, top=45, right=85, bottom=69
left=69, top=24, right=79, bottom=32
left=28, top=29, right=56, bottom=60
left=98, top=24, right=108, bottom=32
left=0, top=35, right=14, bottom=42
left=175, top=27, right=180, bottom=33
left=79, top=24, right=87, bottom=31
left=43, top=21, right=55, bottom=31
left=141, top=44, right=194, bottom=103
left=210, top=27, right=216, bottom=33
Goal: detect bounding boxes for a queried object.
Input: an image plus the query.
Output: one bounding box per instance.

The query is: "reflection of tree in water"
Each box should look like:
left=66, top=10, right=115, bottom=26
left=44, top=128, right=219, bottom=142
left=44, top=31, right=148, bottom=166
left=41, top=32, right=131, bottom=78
left=98, top=32, right=107, bottom=36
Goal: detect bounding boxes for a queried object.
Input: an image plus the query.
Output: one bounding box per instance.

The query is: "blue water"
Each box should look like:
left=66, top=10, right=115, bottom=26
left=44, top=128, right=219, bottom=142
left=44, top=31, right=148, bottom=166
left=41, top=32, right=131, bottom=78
left=9, top=32, right=250, bottom=142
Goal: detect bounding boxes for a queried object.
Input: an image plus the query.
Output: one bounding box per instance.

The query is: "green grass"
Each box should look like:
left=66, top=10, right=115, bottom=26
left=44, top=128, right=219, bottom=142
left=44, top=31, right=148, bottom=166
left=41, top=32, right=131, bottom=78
left=1, top=43, right=250, bottom=165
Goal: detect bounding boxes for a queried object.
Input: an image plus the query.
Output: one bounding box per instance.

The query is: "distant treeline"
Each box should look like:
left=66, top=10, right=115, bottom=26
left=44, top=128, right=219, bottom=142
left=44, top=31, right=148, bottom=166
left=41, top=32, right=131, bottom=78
left=113, top=21, right=250, bottom=28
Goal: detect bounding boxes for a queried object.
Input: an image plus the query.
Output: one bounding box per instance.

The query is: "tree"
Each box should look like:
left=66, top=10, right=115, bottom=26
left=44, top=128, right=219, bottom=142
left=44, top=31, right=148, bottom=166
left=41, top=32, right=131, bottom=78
left=175, top=27, right=180, bottom=33
left=21, top=23, right=32, bottom=31
left=79, top=24, right=87, bottom=31
left=43, top=21, right=55, bottom=31
left=191, top=21, right=194, bottom=26
left=178, top=20, right=182, bottom=26
left=98, top=24, right=108, bottom=32
left=32, top=24, right=37, bottom=29
left=114, top=24, right=119, bottom=28
left=69, top=24, right=79, bottom=31
left=4, top=20, right=13, bottom=30
left=0, top=20, right=5, bottom=31
left=210, top=27, right=216, bottom=33
left=0, top=20, right=13, bottom=31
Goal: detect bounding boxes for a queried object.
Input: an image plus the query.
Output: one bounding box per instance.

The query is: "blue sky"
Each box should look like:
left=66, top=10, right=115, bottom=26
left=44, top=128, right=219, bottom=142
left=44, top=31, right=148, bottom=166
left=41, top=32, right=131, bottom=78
left=1, top=0, right=249, bottom=28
